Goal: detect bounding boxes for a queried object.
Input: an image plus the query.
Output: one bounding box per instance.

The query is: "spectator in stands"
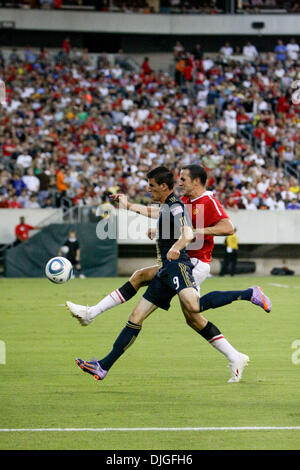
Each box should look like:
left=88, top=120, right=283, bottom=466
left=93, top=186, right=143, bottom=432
left=40, top=0, right=54, bottom=8
left=17, top=188, right=30, bottom=208
left=288, top=0, right=300, bottom=13
left=12, top=173, right=27, bottom=197
left=0, top=194, right=9, bottom=208
left=37, top=167, right=50, bottom=206
left=62, top=37, right=71, bottom=55
left=287, top=198, right=300, bottom=210
left=251, top=0, right=264, bottom=8
left=22, top=168, right=40, bottom=194
left=24, top=194, right=41, bottom=209
left=8, top=48, right=21, bottom=65
left=56, top=167, right=67, bottom=207
left=274, top=193, right=286, bottom=210
left=8, top=193, right=22, bottom=209
left=257, top=196, right=270, bottom=210
left=264, top=0, right=277, bottom=6
left=286, top=38, right=299, bottom=61
left=242, top=41, right=258, bottom=61
left=220, top=42, right=234, bottom=58
left=274, top=39, right=287, bottom=63
left=141, top=57, right=152, bottom=75
left=0, top=40, right=299, bottom=218
left=16, top=149, right=32, bottom=171
left=192, top=43, right=203, bottom=61
left=242, top=193, right=258, bottom=210
left=173, top=41, right=185, bottom=59
left=24, top=47, right=37, bottom=64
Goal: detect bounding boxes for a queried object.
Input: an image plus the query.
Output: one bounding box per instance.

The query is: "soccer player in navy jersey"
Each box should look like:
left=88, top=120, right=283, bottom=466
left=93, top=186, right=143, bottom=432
left=72, top=167, right=251, bottom=383
left=67, top=165, right=271, bottom=324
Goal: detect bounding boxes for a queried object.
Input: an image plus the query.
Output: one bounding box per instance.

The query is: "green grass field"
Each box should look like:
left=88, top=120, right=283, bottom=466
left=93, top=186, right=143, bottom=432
left=0, top=275, right=299, bottom=450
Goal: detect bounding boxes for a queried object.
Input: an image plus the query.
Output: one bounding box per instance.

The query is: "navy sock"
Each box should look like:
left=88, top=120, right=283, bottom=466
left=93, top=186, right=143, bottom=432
left=99, top=321, right=141, bottom=371
left=118, top=281, right=137, bottom=301
left=200, top=289, right=253, bottom=312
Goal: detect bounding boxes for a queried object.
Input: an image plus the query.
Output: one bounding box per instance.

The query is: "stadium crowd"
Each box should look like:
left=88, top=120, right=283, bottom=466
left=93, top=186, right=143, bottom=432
left=1, top=0, right=299, bottom=14
left=0, top=37, right=300, bottom=214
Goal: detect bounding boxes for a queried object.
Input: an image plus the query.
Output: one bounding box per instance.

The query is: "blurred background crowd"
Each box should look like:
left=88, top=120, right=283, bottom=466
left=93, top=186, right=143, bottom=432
left=0, top=35, right=299, bottom=214
left=1, top=0, right=300, bottom=14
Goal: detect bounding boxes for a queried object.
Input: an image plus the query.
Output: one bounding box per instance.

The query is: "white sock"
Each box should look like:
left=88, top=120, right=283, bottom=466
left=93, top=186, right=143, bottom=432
left=89, top=289, right=125, bottom=319
left=208, top=334, right=240, bottom=363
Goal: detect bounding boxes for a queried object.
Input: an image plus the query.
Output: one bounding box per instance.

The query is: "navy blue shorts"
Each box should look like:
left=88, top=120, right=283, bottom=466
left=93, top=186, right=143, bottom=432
left=143, top=261, right=197, bottom=310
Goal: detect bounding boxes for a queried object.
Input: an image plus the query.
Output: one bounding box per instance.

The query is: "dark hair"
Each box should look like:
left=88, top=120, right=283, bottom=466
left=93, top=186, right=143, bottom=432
left=147, top=166, right=174, bottom=189
left=182, top=164, right=207, bottom=186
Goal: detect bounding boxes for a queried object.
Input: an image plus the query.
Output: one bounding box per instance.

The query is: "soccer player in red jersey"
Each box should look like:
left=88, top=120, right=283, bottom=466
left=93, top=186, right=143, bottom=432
left=180, top=165, right=232, bottom=291
left=67, top=165, right=271, bottom=326
left=74, top=167, right=252, bottom=384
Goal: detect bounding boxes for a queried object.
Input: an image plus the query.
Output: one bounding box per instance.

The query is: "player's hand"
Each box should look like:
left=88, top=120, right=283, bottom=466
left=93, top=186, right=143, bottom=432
left=110, top=193, right=129, bottom=209
left=147, top=228, right=157, bottom=240
left=167, top=248, right=180, bottom=261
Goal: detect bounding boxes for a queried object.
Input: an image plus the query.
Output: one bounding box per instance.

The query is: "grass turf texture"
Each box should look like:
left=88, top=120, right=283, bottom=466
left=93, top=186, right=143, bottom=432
left=0, top=275, right=299, bottom=450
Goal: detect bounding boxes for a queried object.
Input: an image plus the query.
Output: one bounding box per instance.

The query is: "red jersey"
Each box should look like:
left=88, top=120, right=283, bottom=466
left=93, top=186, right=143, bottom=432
left=8, top=201, right=22, bottom=208
left=15, top=223, right=34, bottom=242
left=181, top=191, right=228, bottom=264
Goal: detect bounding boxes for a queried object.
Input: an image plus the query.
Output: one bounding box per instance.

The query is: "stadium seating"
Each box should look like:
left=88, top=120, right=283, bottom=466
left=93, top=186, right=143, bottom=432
left=1, top=0, right=299, bottom=14
left=0, top=37, right=299, bottom=216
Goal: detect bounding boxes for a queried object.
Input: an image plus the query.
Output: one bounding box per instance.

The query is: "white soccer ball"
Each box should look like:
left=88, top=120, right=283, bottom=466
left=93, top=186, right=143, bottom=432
left=60, top=245, right=69, bottom=255
left=45, top=256, right=73, bottom=284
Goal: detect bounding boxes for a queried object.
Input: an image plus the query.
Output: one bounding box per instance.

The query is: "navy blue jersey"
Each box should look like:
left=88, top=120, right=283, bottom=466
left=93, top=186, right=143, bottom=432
left=155, top=192, right=192, bottom=267
left=63, top=239, right=79, bottom=264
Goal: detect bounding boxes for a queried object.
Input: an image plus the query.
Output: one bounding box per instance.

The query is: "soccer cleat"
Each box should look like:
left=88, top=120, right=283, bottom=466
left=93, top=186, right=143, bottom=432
left=250, top=286, right=272, bottom=313
left=66, top=301, right=93, bottom=326
left=75, top=358, right=108, bottom=381
left=228, top=353, right=250, bottom=383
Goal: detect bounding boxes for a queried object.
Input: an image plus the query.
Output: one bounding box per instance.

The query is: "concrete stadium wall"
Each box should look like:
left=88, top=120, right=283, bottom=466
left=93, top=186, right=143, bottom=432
left=116, top=209, right=300, bottom=276
left=116, top=209, right=300, bottom=245
left=2, top=208, right=300, bottom=246
left=1, top=208, right=299, bottom=275
left=118, top=257, right=300, bottom=276
left=1, top=9, right=300, bottom=35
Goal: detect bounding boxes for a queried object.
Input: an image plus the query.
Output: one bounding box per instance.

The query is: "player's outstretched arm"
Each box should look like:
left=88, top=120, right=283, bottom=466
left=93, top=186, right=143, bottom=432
left=110, top=193, right=160, bottom=219
left=194, top=218, right=234, bottom=237
left=147, top=228, right=157, bottom=240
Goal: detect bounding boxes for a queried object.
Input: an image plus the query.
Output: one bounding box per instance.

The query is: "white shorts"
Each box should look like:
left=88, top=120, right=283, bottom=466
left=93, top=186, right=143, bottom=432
left=190, top=258, right=211, bottom=296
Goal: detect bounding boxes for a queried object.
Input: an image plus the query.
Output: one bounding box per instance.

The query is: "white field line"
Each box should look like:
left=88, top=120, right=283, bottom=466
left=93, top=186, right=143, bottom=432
left=268, top=283, right=289, bottom=288
left=268, top=283, right=300, bottom=289
left=1, top=427, right=300, bottom=432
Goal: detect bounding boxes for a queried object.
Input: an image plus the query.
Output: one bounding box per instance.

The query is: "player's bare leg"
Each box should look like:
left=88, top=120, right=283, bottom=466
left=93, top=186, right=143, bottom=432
left=178, top=289, right=250, bottom=383
left=66, top=265, right=158, bottom=326
left=129, top=265, right=159, bottom=290
left=128, top=297, right=158, bottom=326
